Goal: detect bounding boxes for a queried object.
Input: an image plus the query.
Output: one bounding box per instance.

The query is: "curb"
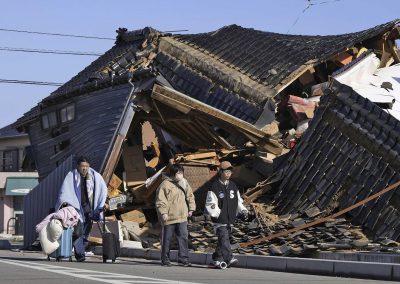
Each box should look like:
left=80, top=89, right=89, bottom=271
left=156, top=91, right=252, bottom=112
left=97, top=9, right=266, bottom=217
left=94, top=247, right=400, bottom=281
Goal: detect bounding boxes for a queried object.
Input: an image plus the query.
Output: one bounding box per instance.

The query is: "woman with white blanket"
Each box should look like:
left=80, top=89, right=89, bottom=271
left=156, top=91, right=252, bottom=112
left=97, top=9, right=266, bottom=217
left=55, top=156, right=107, bottom=262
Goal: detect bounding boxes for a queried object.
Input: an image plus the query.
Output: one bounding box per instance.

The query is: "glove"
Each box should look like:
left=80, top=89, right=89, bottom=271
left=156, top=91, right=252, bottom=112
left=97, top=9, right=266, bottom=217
left=162, top=214, right=169, bottom=222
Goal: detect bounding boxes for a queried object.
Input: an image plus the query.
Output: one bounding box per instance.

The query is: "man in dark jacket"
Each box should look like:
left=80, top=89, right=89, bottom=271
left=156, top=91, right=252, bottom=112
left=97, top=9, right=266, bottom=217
left=205, top=161, right=248, bottom=267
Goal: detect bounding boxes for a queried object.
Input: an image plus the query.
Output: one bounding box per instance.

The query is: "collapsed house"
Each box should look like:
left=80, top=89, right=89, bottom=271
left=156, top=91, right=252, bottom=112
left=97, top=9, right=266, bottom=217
left=13, top=19, right=400, bottom=254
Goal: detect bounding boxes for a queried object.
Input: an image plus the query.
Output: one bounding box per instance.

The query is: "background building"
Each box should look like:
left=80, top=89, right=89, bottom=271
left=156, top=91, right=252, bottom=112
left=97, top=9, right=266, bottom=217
left=0, top=124, right=37, bottom=235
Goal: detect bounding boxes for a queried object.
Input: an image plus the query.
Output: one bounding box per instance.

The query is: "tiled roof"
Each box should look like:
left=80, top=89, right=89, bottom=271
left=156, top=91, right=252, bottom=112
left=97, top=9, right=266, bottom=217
left=274, top=80, right=400, bottom=241
left=14, top=20, right=399, bottom=128
left=174, top=20, right=399, bottom=89
left=47, top=27, right=160, bottom=102
left=0, top=123, right=27, bottom=138
left=154, top=52, right=264, bottom=123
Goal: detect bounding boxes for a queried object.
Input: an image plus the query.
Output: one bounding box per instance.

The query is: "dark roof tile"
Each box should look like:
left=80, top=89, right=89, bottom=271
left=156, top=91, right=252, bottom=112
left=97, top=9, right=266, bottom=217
left=275, top=80, right=400, bottom=241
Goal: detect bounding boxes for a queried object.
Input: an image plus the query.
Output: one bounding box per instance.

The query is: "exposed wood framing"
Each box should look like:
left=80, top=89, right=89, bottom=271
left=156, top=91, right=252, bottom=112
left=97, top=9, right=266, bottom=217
left=151, top=84, right=282, bottom=155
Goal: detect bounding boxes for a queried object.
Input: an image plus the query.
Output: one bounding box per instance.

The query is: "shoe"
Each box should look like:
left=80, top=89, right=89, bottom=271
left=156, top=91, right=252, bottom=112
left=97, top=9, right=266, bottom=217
left=209, top=260, right=221, bottom=267
left=85, top=251, right=94, bottom=256
left=76, top=256, right=86, bottom=262
left=227, top=257, right=238, bottom=267
left=161, top=261, right=172, bottom=266
left=179, top=261, right=192, bottom=267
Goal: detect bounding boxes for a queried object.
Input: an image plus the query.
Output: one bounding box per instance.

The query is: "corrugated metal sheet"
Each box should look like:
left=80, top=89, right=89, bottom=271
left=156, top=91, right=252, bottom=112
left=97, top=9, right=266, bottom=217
left=23, top=155, right=72, bottom=249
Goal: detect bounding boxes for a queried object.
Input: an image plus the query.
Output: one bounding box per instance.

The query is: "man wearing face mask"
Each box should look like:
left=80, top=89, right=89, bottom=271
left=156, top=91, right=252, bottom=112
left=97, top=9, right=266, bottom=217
left=155, top=164, right=196, bottom=267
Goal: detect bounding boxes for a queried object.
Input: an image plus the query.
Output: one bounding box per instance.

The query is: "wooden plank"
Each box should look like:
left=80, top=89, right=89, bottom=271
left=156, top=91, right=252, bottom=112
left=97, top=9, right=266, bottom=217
left=152, top=84, right=274, bottom=140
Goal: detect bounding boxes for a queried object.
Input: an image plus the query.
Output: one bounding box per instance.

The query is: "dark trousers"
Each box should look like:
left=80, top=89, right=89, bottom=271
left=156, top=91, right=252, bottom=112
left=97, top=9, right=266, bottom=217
left=161, top=222, right=189, bottom=263
left=73, top=215, right=92, bottom=260
left=212, top=225, right=232, bottom=263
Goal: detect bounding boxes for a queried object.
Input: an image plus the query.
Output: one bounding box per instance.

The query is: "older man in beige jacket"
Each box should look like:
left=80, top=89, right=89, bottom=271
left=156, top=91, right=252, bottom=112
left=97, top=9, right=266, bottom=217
left=156, top=164, right=196, bottom=267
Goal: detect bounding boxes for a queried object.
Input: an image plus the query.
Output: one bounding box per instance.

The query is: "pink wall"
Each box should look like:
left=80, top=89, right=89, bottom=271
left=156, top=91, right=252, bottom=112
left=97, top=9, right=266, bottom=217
left=0, top=190, right=13, bottom=234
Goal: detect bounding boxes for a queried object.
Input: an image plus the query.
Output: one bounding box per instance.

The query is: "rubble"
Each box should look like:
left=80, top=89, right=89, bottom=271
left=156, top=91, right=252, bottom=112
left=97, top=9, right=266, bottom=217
left=17, top=20, right=400, bottom=256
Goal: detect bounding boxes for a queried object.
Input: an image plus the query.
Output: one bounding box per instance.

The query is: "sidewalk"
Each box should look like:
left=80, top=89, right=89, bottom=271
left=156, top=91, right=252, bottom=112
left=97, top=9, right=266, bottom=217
left=93, top=246, right=400, bottom=281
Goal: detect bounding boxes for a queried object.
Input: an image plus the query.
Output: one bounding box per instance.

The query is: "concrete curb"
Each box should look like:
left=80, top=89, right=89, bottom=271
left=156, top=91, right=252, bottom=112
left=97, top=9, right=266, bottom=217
left=95, top=247, right=400, bottom=281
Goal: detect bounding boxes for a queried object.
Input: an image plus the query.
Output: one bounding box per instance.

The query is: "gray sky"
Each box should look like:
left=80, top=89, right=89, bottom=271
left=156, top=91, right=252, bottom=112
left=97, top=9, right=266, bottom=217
left=0, top=0, right=399, bottom=129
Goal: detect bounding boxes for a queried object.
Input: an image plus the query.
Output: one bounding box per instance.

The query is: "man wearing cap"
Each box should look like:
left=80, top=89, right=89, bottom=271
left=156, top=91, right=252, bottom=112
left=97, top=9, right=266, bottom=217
left=205, top=161, right=248, bottom=268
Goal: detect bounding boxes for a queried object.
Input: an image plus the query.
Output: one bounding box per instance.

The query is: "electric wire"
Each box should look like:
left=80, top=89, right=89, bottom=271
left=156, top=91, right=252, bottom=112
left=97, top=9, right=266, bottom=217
left=0, top=28, right=114, bottom=40
left=0, top=46, right=102, bottom=56
left=0, top=79, right=62, bottom=86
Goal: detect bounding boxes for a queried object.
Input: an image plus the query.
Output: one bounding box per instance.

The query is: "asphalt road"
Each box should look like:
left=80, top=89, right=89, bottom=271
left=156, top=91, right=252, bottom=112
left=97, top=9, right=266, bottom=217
left=0, top=250, right=396, bottom=284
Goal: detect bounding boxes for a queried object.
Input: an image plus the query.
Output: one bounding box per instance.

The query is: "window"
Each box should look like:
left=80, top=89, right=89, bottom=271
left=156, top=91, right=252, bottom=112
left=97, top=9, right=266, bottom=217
left=1, top=149, right=19, bottom=171
left=41, top=111, right=58, bottom=129
left=60, top=104, right=75, bottom=123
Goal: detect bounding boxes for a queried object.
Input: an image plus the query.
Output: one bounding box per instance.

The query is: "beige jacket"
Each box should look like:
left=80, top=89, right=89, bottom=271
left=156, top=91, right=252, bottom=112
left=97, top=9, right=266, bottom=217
left=155, top=176, right=196, bottom=226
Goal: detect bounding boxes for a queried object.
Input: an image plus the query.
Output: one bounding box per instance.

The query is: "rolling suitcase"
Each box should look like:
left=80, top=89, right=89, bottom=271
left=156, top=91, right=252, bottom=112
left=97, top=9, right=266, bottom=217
left=100, top=212, right=120, bottom=263
left=47, top=227, right=73, bottom=262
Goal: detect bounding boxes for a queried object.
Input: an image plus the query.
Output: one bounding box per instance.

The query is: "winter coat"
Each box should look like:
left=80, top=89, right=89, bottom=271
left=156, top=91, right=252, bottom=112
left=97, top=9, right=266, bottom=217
left=205, top=179, right=247, bottom=225
left=155, top=176, right=196, bottom=226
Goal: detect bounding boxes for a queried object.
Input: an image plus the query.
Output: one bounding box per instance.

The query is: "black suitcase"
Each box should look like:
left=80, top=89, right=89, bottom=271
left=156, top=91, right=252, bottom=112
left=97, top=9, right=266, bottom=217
left=100, top=212, right=120, bottom=263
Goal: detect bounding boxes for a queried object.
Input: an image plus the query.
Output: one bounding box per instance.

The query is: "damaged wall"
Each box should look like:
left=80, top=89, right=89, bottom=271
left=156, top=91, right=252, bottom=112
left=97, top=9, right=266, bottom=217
left=27, top=85, right=133, bottom=179
left=274, top=80, right=400, bottom=241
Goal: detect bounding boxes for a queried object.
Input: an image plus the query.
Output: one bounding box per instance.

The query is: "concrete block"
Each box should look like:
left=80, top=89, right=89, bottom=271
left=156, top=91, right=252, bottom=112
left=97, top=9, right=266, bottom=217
left=392, top=264, right=400, bottom=281
left=205, top=253, right=213, bottom=264
left=148, top=249, right=161, bottom=260
left=121, top=240, right=143, bottom=249
left=234, top=254, right=247, bottom=267
left=334, top=261, right=392, bottom=281
left=246, top=255, right=287, bottom=271
left=189, top=252, right=207, bottom=265
left=286, top=257, right=333, bottom=275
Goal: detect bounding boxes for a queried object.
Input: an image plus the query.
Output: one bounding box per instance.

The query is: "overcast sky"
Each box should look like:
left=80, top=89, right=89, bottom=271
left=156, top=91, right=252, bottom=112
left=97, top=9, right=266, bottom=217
left=0, top=0, right=399, bottom=129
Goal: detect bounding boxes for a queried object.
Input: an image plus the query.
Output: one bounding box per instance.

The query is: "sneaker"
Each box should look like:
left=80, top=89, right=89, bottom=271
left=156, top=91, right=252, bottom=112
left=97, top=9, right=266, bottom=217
left=179, top=261, right=192, bottom=267
left=227, top=257, right=238, bottom=267
left=161, top=261, right=172, bottom=267
left=76, top=256, right=86, bottom=262
left=85, top=251, right=94, bottom=257
left=209, top=260, right=221, bottom=267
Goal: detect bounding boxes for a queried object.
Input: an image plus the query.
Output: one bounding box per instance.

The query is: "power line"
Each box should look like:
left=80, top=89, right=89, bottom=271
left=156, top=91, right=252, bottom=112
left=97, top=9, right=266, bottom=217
left=0, top=79, right=62, bottom=86
left=0, top=46, right=102, bottom=56
left=0, top=28, right=114, bottom=40
left=287, top=0, right=344, bottom=34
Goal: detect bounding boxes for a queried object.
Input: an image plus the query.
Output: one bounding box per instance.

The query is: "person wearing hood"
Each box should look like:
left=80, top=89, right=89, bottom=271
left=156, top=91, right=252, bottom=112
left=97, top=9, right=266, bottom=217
left=155, top=163, right=196, bottom=267
left=55, top=156, right=107, bottom=262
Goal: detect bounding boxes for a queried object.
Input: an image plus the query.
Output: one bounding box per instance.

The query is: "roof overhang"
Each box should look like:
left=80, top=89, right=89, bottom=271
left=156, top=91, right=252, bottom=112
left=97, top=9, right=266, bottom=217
left=5, top=177, right=38, bottom=196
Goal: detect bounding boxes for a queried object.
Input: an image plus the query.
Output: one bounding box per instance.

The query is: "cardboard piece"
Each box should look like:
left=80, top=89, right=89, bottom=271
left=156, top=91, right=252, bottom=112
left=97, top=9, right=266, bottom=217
left=120, top=209, right=147, bottom=224
left=108, top=174, right=122, bottom=198
left=123, top=145, right=147, bottom=187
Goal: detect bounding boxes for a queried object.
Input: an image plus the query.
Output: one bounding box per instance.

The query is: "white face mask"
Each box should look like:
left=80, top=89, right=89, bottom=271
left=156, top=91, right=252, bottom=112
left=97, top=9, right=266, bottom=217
left=175, top=173, right=184, bottom=181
